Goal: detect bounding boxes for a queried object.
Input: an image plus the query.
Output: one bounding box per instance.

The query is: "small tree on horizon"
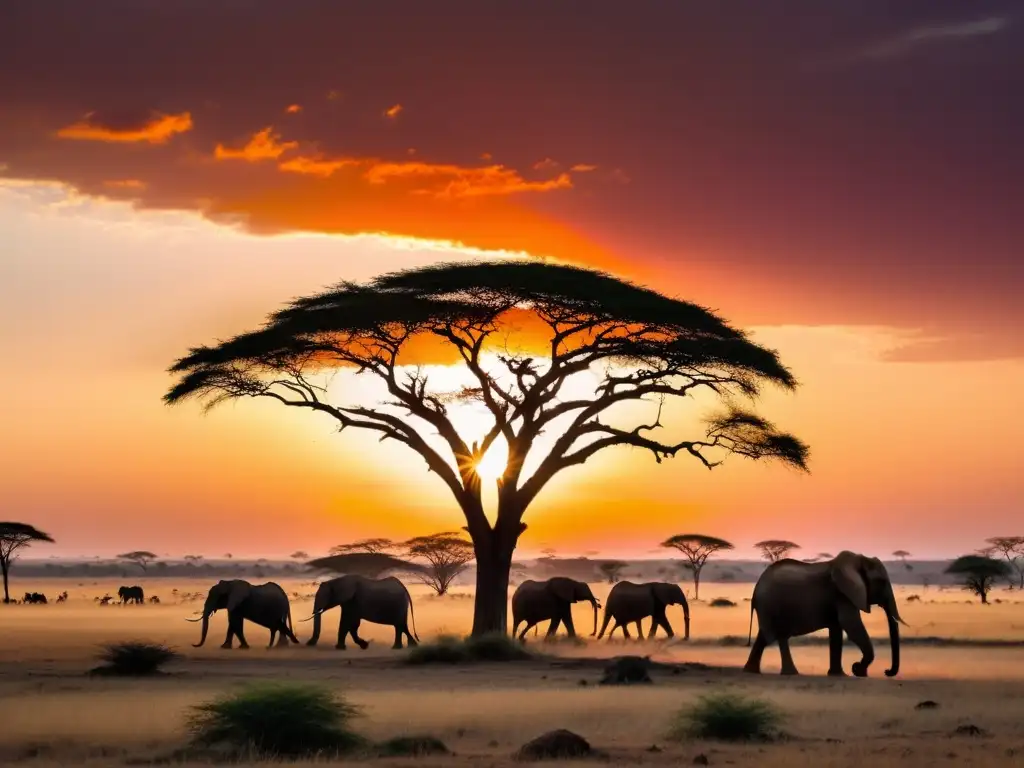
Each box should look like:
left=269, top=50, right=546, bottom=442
left=754, top=540, right=800, bottom=564
left=403, top=532, right=475, bottom=596
left=661, top=534, right=734, bottom=600
left=165, top=260, right=808, bottom=635
left=290, top=550, right=310, bottom=561
left=0, top=523, right=56, bottom=603
left=599, top=560, right=629, bottom=584
left=329, top=538, right=396, bottom=556
left=945, top=555, right=1011, bottom=604
left=892, top=550, right=913, bottom=571
left=982, top=537, right=1024, bottom=590
left=117, top=551, right=158, bottom=573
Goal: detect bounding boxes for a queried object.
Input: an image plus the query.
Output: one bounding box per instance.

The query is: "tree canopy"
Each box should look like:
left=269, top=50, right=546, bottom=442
left=306, top=552, right=425, bottom=579
left=117, top=551, right=158, bottom=572
left=754, top=540, right=801, bottom=563
left=0, top=522, right=55, bottom=603
left=165, top=259, right=808, bottom=634
left=982, top=536, right=1024, bottom=589
left=945, top=555, right=1012, bottom=604
left=404, top=532, right=476, bottom=596
left=661, top=534, right=733, bottom=598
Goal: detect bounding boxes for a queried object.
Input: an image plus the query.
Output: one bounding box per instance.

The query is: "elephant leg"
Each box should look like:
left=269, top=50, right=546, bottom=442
left=637, top=620, right=647, bottom=640
left=349, top=619, right=370, bottom=650
left=743, top=631, right=768, bottom=673
left=235, top=620, right=250, bottom=650
left=653, top=613, right=675, bottom=640
left=276, top=623, right=291, bottom=646
left=838, top=602, right=874, bottom=677
left=544, top=617, right=562, bottom=640
left=563, top=610, right=577, bottom=638
left=267, top=628, right=277, bottom=649
left=404, top=625, right=418, bottom=647
left=221, top=617, right=236, bottom=649
left=517, top=622, right=534, bottom=641
left=621, top=623, right=632, bottom=640
left=827, top=623, right=847, bottom=676
left=392, top=626, right=403, bottom=650
left=778, top=637, right=798, bottom=675
left=335, top=616, right=347, bottom=650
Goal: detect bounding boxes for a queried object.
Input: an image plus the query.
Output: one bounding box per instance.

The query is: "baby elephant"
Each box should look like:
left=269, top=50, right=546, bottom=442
left=597, top=581, right=690, bottom=641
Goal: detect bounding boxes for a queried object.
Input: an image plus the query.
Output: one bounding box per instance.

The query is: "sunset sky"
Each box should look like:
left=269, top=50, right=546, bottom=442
left=2, top=2, right=1022, bottom=560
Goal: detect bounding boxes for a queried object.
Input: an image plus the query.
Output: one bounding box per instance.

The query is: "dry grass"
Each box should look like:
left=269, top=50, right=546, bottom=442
left=1, top=578, right=1023, bottom=766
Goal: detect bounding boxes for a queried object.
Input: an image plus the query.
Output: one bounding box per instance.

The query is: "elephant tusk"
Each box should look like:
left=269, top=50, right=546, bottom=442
left=184, top=616, right=204, bottom=622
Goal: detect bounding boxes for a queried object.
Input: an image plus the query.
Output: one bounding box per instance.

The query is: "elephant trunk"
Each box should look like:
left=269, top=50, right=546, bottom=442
left=193, top=611, right=210, bottom=648
left=590, top=598, right=599, bottom=636
left=882, top=584, right=902, bottom=677
left=681, top=598, right=691, bottom=641
left=305, top=590, right=329, bottom=646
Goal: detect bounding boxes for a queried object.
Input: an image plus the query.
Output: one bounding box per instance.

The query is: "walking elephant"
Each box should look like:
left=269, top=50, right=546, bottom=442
left=511, top=577, right=600, bottom=641
left=118, top=585, right=144, bottom=604
left=596, top=581, right=690, bottom=641
left=304, top=575, right=419, bottom=650
left=744, top=550, right=906, bottom=677
left=187, top=579, right=299, bottom=650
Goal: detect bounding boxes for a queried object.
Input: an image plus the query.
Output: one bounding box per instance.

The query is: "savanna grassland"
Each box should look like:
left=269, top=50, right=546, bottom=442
left=2, top=579, right=1023, bottom=767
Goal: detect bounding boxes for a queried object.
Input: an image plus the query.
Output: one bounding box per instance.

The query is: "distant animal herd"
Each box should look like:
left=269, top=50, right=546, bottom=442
left=11, top=551, right=911, bottom=677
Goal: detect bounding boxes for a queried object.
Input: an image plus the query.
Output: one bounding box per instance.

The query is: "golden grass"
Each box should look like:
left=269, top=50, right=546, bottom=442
left=2, top=578, right=1023, bottom=766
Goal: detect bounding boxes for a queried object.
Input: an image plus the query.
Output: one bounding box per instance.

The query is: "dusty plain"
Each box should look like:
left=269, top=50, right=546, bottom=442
left=2, top=579, right=1023, bottom=767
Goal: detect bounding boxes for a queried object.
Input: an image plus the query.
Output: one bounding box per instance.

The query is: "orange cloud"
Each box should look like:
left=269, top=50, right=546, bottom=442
left=55, top=111, right=193, bottom=144
left=103, top=179, right=148, bottom=190
left=285, top=104, right=302, bottom=114
left=480, top=152, right=493, bottom=161
left=364, top=161, right=572, bottom=199
left=384, top=103, right=403, bottom=119
left=214, top=127, right=298, bottom=162
left=571, top=163, right=598, bottom=172
left=279, top=155, right=360, bottom=178
left=533, top=158, right=560, bottom=171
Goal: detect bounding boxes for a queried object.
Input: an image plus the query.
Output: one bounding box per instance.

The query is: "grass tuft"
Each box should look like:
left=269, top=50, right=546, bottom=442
left=709, top=598, right=737, bottom=607
left=406, top=632, right=532, bottom=664
left=186, top=682, right=364, bottom=758
left=669, top=691, right=783, bottom=742
left=91, top=642, right=181, bottom=677
left=375, top=734, right=450, bottom=757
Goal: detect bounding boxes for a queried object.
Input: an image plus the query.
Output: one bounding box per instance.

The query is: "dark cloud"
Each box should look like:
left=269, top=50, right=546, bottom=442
left=1, top=0, right=1022, bottom=360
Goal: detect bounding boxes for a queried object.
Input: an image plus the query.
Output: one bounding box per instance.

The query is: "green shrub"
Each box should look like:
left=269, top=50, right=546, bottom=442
left=187, top=683, right=364, bottom=758
left=669, top=691, right=782, bottom=742
left=91, top=641, right=181, bottom=676
left=406, top=632, right=531, bottom=664
left=376, top=734, right=450, bottom=756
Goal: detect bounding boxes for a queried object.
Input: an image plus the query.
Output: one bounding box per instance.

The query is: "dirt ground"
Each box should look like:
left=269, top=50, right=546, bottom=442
left=2, top=579, right=1023, bottom=767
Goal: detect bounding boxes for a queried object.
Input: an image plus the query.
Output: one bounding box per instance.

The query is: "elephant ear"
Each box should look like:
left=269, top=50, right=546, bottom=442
left=548, top=578, right=575, bottom=603
left=334, top=577, right=358, bottom=604
left=651, top=582, right=679, bottom=606
left=830, top=552, right=870, bottom=613
left=226, top=581, right=252, bottom=612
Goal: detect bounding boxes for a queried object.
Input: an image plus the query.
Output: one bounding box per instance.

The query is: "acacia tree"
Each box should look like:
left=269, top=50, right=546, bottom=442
left=0, top=523, right=55, bottom=603
left=661, top=534, right=734, bottom=599
left=329, top=538, right=396, bottom=556
left=165, top=261, right=808, bottom=635
left=892, top=550, right=913, bottom=571
left=117, top=550, right=158, bottom=573
left=599, top=560, right=628, bottom=584
left=983, top=537, right=1024, bottom=590
left=945, top=555, right=1011, bottom=604
left=754, top=540, right=800, bottom=564
left=404, top=532, right=476, bottom=596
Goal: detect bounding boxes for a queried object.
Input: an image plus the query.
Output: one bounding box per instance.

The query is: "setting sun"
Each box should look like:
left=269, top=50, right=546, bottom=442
left=473, top=438, right=509, bottom=481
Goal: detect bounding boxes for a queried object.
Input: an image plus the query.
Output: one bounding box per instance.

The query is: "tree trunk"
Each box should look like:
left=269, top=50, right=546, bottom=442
left=693, top=568, right=701, bottom=600
left=469, top=525, right=516, bottom=637
left=1, top=562, right=9, bottom=604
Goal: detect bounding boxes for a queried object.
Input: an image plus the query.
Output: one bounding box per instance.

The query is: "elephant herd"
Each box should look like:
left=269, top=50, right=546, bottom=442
left=179, top=551, right=903, bottom=678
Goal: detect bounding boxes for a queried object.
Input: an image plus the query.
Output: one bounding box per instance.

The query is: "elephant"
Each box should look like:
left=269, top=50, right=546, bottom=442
left=596, top=581, right=691, bottom=641
left=303, top=575, right=419, bottom=650
left=511, top=577, right=600, bottom=641
left=744, top=550, right=906, bottom=677
left=187, top=579, right=299, bottom=650
left=118, top=585, right=144, bottom=604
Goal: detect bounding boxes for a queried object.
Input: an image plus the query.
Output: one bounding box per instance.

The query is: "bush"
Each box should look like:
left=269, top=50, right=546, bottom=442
left=709, top=598, right=737, bottom=607
left=187, top=683, right=364, bottom=758
left=406, top=632, right=532, bottom=664
left=91, top=642, right=181, bottom=676
left=669, top=691, right=782, bottom=742
left=376, top=735, right=450, bottom=757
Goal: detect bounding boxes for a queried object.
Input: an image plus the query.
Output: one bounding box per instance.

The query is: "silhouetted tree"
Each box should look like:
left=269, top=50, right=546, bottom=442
left=892, top=550, right=913, bottom=571
left=307, top=551, right=424, bottom=579
left=754, top=540, right=800, bottom=564
left=403, top=532, right=475, bottom=596
left=599, top=560, right=628, bottom=584
left=983, top=537, right=1024, bottom=590
left=661, top=534, right=734, bottom=599
left=184, top=554, right=203, bottom=562
left=945, top=555, right=1011, bottom=604
left=0, top=523, right=55, bottom=603
left=329, top=538, right=396, bottom=556
left=290, top=550, right=310, bottom=560
left=166, top=261, right=808, bottom=634
left=117, top=550, right=158, bottom=573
